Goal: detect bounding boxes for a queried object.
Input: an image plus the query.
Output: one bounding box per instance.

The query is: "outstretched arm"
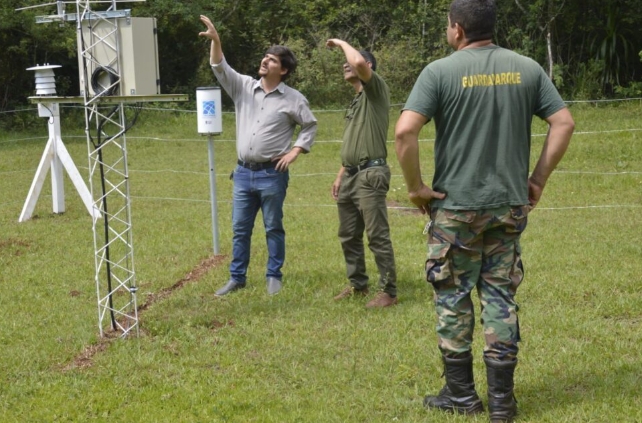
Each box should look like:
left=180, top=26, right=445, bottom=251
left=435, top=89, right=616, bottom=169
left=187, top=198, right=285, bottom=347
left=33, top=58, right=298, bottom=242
left=528, top=107, right=574, bottom=208
left=199, top=15, right=223, bottom=66
left=325, top=39, right=372, bottom=83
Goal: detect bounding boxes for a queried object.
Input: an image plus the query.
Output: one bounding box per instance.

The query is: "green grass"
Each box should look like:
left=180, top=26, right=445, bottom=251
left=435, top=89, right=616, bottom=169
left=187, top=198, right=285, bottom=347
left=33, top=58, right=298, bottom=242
left=1, top=102, right=641, bottom=422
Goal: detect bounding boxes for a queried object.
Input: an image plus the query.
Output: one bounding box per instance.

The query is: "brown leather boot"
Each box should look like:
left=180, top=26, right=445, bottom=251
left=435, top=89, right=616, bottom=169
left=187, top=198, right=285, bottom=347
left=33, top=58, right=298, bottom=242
left=333, top=286, right=369, bottom=300
left=485, top=357, right=518, bottom=423
left=424, top=354, right=484, bottom=415
left=365, top=292, right=398, bottom=308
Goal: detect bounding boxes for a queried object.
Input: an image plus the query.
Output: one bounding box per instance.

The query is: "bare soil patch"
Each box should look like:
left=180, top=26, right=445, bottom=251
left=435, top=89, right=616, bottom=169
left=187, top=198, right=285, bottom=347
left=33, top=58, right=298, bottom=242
left=61, top=254, right=226, bottom=372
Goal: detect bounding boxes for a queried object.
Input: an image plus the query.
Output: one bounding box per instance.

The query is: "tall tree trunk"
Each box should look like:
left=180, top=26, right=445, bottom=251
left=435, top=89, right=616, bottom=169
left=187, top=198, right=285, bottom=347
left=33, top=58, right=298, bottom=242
left=515, top=0, right=562, bottom=80
left=547, top=31, right=553, bottom=79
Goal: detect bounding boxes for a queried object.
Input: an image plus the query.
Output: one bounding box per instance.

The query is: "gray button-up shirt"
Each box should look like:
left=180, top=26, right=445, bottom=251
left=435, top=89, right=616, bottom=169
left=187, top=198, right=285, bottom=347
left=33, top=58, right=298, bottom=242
left=211, top=58, right=317, bottom=163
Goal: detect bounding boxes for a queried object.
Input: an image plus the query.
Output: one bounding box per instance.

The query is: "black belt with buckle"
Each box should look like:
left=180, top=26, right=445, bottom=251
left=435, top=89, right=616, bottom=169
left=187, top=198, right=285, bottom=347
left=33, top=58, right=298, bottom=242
left=237, top=159, right=277, bottom=171
left=344, top=158, right=386, bottom=176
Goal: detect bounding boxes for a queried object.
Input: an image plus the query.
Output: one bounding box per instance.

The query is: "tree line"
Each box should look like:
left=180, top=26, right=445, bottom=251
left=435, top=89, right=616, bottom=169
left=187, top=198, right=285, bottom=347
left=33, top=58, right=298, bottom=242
left=2, top=0, right=641, bottom=119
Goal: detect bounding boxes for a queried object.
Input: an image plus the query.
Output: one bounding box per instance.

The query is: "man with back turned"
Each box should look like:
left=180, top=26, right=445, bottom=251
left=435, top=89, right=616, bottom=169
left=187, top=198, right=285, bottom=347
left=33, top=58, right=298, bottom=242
left=395, top=1, right=574, bottom=421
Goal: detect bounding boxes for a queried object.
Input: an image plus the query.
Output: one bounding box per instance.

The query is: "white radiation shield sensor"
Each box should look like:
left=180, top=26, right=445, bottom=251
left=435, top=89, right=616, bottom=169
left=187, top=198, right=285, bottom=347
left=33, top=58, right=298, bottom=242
left=26, top=64, right=62, bottom=96
left=196, top=87, right=223, bottom=134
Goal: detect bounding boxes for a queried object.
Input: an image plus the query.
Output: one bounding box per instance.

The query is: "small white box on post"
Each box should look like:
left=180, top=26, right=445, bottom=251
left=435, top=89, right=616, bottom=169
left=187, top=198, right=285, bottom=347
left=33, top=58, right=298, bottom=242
left=196, top=87, right=223, bottom=255
left=196, top=87, right=223, bottom=134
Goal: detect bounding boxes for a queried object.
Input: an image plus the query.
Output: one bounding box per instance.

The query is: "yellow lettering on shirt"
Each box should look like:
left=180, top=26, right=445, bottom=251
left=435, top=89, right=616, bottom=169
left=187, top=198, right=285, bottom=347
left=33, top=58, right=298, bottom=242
left=462, top=72, right=522, bottom=88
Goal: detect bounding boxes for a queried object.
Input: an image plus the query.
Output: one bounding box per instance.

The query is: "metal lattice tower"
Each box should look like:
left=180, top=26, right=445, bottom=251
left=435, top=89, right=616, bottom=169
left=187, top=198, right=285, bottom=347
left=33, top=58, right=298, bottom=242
left=24, top=0, right=186, bottom=338
left=76, top=0, right=139, bottom=337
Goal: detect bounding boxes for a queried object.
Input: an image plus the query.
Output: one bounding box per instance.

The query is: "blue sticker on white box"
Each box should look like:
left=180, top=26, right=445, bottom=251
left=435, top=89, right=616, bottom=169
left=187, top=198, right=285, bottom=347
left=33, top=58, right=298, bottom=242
left=202, top=101, right=216, bottom=116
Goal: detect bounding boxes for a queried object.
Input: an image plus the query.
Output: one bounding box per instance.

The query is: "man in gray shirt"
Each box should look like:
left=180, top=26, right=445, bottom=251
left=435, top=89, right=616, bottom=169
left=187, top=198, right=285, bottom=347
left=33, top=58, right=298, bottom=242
left=199, top=15, right=317, bottom=296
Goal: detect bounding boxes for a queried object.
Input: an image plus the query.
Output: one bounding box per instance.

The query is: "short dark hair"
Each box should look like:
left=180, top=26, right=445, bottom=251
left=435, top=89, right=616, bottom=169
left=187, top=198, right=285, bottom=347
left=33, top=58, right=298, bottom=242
left=449, top=0, right=496, bottom=43
left=359, top=50, right=377, bottom=71
left=266, top=45, right=297, bottom=81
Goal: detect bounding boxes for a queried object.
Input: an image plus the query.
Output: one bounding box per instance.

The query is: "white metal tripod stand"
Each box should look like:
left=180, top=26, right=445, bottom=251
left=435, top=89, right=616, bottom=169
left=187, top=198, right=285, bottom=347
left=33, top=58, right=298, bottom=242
left=19, top=65, right=96, bottom=222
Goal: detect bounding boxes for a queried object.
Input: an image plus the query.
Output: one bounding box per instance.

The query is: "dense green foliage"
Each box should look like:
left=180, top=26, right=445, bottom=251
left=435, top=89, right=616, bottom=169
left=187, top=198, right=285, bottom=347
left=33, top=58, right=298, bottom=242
left=2, top=0, right=642, bottom=114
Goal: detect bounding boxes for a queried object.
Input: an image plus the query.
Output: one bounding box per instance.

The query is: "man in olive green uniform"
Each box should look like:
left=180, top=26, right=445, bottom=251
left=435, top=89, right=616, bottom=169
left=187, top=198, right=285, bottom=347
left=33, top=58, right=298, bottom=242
left=326, top=39, right=397, bottom=308
left=395, top=0, right=575, bottom=421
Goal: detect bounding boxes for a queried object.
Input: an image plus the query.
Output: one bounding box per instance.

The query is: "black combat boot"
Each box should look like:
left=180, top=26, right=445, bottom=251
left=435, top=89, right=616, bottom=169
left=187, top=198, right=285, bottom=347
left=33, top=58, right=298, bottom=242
left=485, top=357, right=518, bottom=423
left=423, top=354, right=484, bottom=414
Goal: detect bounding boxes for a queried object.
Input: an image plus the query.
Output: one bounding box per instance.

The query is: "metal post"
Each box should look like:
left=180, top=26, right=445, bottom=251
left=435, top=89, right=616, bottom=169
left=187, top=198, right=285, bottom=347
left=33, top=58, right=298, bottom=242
left=207, top=135, right=220, bottom=255
left=196, top=87, right=223, bottom=256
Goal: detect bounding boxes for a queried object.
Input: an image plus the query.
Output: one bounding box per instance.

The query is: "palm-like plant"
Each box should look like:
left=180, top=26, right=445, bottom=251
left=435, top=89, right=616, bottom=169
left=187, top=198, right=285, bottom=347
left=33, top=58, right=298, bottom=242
left=590, top=4, right=634, bottom=89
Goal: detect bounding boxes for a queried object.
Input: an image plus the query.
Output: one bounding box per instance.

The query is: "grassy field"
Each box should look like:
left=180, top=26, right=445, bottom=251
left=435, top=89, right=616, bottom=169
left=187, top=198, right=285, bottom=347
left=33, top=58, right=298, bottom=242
left=1, top=101, right=641, bottom=422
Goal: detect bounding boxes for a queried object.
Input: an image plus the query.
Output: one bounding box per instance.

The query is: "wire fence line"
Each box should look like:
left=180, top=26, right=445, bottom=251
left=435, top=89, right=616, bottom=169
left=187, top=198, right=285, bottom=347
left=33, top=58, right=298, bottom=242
left=2, top=162, right=641, bottom=178
left=2, top=96, right=642, bottom=116
left=2, top=97, right=641, bottom=145
left=2, top=100, right=640, bottom=211
left=3, top=192, right=641, bottom=213
left=3, top=126, right=642, bottom=146
left=2, top=161, right=640, bottom=209
left=2, top=133, right=641, bottom=184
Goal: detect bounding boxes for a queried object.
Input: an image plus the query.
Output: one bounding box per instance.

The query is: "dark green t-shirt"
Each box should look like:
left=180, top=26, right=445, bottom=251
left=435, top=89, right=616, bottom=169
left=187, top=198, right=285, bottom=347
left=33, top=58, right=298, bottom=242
left=341, top=71, right=390, bottom=166
left=403, top=45, right=566, bottom=209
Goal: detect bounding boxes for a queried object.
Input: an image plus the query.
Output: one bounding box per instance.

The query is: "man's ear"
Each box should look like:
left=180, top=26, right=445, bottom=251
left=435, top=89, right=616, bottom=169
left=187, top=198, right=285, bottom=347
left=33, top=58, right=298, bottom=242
left=455, top=23, right=465, bottom=41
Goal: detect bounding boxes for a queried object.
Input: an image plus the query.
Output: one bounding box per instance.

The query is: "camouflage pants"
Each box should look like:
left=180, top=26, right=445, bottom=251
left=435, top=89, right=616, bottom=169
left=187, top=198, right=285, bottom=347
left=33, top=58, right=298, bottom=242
left=425, top=206, right=529, bottom=360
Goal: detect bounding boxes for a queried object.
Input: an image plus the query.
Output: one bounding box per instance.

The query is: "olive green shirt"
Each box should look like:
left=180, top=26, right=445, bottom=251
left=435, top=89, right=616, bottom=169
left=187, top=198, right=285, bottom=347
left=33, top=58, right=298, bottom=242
left=403, top=45, right=566, bottom=209
left=340, top=71, right=390, bottom=166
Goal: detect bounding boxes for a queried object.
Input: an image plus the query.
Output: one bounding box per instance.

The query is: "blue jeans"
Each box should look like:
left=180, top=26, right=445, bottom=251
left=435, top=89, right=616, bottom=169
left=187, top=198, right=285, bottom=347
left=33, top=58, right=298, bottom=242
left=230, top=165, right=289, bottom=283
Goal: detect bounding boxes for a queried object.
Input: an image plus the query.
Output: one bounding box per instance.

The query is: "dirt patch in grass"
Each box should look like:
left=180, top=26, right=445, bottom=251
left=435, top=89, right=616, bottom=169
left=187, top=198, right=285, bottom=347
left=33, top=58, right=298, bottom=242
left=137, top=254, right=227, bottom=312
left=61, top=254, right=226, bottom=372
left=61, top=333, right=114, bottom=372
left=0, top=237, right=31, bottom=256
left=209, top=318, right=235, bottom=330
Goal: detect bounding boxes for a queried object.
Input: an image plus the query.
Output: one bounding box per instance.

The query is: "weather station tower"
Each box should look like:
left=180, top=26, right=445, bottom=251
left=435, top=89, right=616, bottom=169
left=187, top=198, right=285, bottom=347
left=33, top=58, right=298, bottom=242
left=18, top=0, right=188, bottom=338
